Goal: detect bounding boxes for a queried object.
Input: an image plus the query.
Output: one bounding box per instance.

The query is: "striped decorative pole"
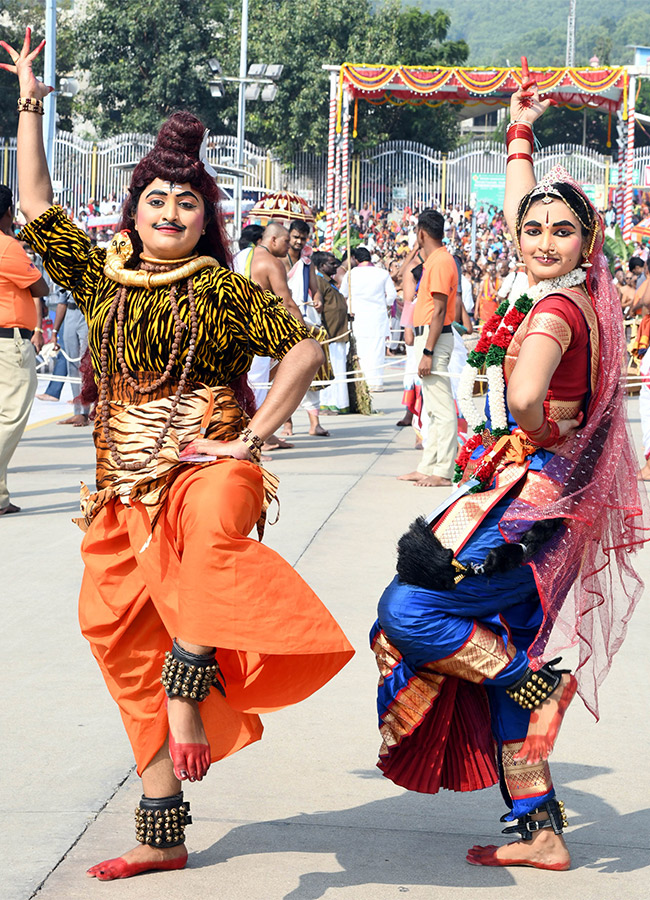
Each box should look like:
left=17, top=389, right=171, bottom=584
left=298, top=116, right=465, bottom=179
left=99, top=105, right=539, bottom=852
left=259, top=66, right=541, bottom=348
left=340, top=89, right=351, bottom=239
left=333, top=140, right=341, bottom=238
left=617, top=111, right=625, bottom=219
left=623, top=74, right=636, bottom=242
left=324, top=70, right=338, bottom=250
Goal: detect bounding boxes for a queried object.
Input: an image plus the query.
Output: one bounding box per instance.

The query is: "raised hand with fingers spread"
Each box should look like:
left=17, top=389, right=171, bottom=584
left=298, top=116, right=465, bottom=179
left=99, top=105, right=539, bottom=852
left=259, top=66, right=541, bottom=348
left=0, top=27, right=55, bottom=223
left=0, top=26, right=52, bottom=101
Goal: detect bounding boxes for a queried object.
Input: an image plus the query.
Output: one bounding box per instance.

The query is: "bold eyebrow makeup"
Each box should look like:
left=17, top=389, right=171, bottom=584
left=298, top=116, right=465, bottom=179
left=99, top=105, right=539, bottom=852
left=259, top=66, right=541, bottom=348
left=145, top=188, right=200, bottom=201
left=523, top=219, right=576, bottom=229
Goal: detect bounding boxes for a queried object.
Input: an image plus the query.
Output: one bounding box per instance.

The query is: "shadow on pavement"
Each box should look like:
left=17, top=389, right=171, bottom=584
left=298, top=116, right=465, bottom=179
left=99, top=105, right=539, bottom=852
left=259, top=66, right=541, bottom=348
left=9, top=501, right=82, bottom=517
left=188, top=763, right=649, bottom=897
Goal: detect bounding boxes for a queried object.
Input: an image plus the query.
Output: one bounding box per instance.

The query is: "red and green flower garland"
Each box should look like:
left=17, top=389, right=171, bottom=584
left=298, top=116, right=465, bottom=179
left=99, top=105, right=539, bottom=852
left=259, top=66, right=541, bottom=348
left=454, top=293, right=534, bottom=488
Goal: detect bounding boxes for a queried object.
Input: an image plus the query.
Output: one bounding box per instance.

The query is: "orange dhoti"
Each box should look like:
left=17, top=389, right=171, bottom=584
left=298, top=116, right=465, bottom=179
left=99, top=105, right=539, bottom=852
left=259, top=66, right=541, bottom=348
left=78, top=458, right=355, bottom=775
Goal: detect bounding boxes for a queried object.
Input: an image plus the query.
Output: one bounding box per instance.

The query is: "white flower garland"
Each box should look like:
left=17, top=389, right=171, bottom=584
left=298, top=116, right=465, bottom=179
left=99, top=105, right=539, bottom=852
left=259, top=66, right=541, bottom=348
left=458, top=364, right=485, bottom=432
left=527, top=267, right=586, bottom=302
left=458, top=268, right=587, bottom=435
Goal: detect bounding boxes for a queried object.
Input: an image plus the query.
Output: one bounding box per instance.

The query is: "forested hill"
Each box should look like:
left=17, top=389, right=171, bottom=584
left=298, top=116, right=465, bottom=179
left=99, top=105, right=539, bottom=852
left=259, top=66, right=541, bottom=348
left=402, top=0, right=650, bottom=67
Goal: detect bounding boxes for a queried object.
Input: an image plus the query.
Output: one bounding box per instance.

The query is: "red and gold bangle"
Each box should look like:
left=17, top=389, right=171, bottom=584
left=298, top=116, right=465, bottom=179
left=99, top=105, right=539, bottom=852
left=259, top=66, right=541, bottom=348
left=523, top=417, right=560, bottom=449
left=506, top=122, right=534, bottom=148
left=507, top=152, right=534, bottom=165
left=524, top=419, right=549, bottom=437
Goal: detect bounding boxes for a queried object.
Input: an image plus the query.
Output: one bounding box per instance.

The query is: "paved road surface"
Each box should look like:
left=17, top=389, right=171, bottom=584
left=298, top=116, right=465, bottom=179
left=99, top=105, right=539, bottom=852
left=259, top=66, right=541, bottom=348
left=4, top=386, right=649, bottom=899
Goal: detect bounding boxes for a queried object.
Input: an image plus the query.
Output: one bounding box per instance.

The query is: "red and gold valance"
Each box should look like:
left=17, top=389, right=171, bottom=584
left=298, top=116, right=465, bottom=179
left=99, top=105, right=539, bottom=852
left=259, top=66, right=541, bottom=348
left=337, top=63, right=628, bottom=131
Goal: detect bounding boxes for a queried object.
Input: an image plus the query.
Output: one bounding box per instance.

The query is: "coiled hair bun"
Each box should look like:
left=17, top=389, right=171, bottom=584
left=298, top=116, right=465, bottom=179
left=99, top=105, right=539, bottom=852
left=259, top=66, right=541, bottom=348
left=155, top=111, right=205, bottom=160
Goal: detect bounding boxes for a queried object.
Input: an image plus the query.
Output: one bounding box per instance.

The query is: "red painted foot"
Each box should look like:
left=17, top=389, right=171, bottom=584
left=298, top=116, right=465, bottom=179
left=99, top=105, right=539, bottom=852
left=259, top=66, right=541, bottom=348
left=466, top=844, right=570, bottom=871
left=168, top=729, right=211, bottom=782
left=86, top=850, right=188, bottom=880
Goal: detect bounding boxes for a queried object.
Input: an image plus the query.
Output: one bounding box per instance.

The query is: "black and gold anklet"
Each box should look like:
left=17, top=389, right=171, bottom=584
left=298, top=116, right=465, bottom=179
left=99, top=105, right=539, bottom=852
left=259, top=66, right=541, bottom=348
left=506, top=658, right=569, bottom=710
left=135, top=793, right=192, bottom=847
left=161, top=638, right=225, bottom=701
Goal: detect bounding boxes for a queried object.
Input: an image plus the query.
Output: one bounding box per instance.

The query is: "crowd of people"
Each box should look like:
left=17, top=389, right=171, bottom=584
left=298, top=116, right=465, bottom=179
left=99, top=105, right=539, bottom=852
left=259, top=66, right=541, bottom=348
left=5, top=178, right=650, bottom=514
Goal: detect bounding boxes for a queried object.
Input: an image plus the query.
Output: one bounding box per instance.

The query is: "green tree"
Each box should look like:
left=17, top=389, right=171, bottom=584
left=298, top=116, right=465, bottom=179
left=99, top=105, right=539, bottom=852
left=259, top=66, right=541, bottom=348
left=0, top=1, right=76, bottom=137
left=212, top=1, right=468, bottom=158
left=353, top=4, right=469, bottom=150
left=29, top=0, right=470, bottom=158
left=74, top=0, right=229, bottom=135
left=222, top=0, right=377, bottom=158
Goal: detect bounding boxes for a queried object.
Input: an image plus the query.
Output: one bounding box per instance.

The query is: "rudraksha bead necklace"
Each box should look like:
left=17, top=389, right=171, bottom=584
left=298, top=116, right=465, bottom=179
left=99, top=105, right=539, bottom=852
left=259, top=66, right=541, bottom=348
left=99, top=263, right=199, bottom=472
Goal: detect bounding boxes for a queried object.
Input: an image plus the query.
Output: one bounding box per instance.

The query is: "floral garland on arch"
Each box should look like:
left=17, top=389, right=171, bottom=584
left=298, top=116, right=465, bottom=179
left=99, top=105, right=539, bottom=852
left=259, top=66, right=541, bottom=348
left=454, top=268, right=587, bottom=489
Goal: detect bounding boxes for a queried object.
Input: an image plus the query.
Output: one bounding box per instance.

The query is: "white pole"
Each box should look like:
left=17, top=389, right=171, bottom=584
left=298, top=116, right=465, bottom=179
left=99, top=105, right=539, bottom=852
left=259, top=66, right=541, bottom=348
left=43, top=0, right=57, bottom=173
left=565, top=0, right=576, bottom=68
left=234, top=0, right=248, bottom=239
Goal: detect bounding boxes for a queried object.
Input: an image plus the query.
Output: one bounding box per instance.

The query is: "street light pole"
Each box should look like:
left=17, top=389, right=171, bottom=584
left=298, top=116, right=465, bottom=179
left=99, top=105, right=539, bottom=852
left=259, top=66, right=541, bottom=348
left=234, top=0, right=249, bottom=237
left=43, top=0, right=57, bottom=173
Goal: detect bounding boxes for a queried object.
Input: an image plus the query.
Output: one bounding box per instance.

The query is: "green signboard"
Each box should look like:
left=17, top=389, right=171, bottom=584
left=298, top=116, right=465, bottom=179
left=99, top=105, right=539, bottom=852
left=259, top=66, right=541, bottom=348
left=609, top=164, right=641, bottom=185
left=471, top=173, right=506, bottom=209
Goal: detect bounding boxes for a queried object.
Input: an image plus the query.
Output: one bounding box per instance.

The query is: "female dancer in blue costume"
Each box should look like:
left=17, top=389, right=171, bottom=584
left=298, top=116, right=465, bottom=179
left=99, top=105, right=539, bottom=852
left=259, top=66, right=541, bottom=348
left=371, top=71, right=648, bottom=870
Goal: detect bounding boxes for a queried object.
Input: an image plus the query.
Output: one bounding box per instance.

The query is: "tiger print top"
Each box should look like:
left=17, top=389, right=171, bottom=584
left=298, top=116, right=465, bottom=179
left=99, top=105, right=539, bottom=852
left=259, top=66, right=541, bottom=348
left=20, top=206, right=312, bottom=383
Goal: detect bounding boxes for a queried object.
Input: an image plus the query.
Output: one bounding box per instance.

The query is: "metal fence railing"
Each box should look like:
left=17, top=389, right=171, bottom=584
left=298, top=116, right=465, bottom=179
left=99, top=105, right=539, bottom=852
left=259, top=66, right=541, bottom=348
left=1, top=130, right=640, bottom=216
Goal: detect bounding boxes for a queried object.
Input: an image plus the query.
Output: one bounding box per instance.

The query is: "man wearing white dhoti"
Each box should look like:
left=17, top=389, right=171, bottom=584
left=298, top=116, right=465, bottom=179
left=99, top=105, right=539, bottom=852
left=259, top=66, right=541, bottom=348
left=340, top=246, right=397, bottom=392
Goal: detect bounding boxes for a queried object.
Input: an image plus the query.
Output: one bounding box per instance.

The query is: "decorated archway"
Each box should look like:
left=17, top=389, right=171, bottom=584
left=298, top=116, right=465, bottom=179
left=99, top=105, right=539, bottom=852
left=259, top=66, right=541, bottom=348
left=323, top=63, right=635, bottom=246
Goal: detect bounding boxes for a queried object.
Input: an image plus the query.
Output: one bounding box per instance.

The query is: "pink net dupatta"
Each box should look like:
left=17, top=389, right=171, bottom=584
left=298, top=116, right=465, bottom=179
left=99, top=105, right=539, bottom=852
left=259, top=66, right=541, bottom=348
left=500, top=177, right=650, bottom=718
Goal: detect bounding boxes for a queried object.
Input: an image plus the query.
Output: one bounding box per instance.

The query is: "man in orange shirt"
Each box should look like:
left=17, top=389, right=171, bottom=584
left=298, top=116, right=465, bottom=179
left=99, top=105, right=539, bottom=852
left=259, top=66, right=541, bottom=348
left=0, top=184, right=48, bottom=514
left=398, top=208, right=459, bottom=487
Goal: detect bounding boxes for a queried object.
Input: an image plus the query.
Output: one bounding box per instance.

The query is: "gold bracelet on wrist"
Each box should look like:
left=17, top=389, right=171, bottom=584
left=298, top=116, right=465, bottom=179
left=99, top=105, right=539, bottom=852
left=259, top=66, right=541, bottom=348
left=239, top=427, right=264, bottom=463
left=18, top=97, right=45, bottom=115
left=33, top=326, right=43, bottom=334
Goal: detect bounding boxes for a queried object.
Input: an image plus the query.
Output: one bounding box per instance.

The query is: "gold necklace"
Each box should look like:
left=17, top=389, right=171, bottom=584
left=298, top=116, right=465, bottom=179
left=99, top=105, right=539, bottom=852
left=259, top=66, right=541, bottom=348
left=139, top=253, right=199, bottom=265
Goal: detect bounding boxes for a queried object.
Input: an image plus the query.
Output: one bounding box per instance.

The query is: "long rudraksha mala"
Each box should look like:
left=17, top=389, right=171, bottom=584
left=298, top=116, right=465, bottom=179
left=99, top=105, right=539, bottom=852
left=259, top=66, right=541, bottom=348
left=98, top=262, right=199, bottom=472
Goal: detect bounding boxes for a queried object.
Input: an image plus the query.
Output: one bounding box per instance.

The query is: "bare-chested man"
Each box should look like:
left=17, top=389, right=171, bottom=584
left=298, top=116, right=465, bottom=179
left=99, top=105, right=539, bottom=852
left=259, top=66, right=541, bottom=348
left=249, top=223, right=305, bottom=323
left=238, top=223, right=305, bottom=451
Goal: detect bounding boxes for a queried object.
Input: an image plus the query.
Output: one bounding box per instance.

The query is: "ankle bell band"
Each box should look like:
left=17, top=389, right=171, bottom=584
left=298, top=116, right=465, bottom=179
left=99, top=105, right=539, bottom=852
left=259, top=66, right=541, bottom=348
left=506, top=657, right=568, bottom=710
left=161, top=639, right=225, bottom=702
left=501, top=798, right=568, bottom=841
left=135, top=792, right=192, bottom=847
